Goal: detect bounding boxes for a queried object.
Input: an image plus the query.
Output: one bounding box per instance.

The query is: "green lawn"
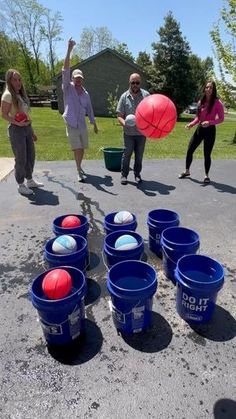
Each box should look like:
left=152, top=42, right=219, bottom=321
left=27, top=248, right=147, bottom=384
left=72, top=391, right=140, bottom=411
left=0, top=107, right=235, bottom=160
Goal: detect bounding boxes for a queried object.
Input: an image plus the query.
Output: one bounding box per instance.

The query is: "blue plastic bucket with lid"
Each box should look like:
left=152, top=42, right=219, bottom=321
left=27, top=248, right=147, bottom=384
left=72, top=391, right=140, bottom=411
left=104, top=230, right=144, bottom=268
left=147, top=209, right=180, bottom=258
left=104, top=212, right=137, bottom=235
left=107, top=260, right=157, bottom=334
left=175, top=254, right=224, bottom=324
left=44, top=234, right=88, bottom=273
left=161, top=226, right=200, bottom=283
left=31, top=266, right=86, bottom=346
left=53, top=214, right=89, bottom=239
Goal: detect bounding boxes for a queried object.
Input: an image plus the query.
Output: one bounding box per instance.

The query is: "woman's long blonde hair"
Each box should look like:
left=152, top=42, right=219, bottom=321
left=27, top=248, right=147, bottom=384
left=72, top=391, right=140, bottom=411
left=4, top=69, right=30, bottom=110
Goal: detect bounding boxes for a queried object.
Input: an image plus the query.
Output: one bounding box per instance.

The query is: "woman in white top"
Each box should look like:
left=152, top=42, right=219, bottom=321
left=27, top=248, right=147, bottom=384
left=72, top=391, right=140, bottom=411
left=1, top=69, right=43, bottom=195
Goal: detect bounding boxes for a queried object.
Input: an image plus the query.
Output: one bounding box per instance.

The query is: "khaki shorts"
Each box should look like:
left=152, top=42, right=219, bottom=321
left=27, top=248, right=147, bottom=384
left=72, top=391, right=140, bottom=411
left=66, top=125, right=89, bottom=150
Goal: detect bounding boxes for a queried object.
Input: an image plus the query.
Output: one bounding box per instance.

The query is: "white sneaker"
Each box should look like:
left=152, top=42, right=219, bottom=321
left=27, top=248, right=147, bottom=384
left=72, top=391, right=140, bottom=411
left=27, top=179, right=44, bottom=188
left=77, top=172, right=85, bottom=183
left=18, top=184, right=34, bottom=196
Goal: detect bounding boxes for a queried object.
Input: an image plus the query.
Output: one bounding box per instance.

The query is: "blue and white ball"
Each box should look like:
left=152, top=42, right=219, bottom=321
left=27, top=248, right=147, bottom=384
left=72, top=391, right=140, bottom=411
left=114, top=211, right=133, bottom=224
left=125, top=114, right=136, bottom=127
left=52, top=235, right=77, bottom=254
left=114, top=234, right=138, bottom=251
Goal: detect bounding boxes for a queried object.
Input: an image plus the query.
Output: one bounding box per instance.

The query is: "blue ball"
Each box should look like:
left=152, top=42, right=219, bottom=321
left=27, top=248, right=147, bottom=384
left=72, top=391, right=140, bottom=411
left=114, top=234, right=138, bottom=251
left=52, top=235, right=77, bottom=254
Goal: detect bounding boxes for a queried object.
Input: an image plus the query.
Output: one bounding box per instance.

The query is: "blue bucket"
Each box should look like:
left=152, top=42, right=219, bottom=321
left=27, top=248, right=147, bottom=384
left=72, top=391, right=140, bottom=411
left=31, top=266, right=86, bottom=346
left=104, top=212, right=137, bottom=235
left=161, top=226, right=200, bottom=283
left=53, top=214, right=89, bottom=239
left=107, top=260, right=157, bottom=334
left=44, top=234, right=88, bottom=273
left=175, top=254, right=224, bottom=324
left=104, top=230, right=144, bottom=268
left=147, top=209, right=180, bottom=258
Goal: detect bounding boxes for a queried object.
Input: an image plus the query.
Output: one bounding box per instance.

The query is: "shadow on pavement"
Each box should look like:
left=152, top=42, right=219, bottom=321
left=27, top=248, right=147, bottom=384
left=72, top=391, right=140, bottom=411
left=27, top=188, right=59, bottom=206
left=48, top=319, right=103, bottom=365
left=121, top=312, right=173, bottom=352
left=189, top=305, right=236, bottom=342
left=214, top=398, right=236, bottom=419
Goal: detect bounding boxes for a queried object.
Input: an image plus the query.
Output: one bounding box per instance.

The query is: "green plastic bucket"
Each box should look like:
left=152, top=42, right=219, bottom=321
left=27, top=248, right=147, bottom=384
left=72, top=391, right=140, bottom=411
left=102, top=147, right=124, bottom=171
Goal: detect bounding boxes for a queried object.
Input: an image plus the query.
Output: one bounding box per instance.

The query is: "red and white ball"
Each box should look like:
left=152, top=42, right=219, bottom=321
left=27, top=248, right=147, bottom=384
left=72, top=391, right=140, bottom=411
left=135, top=94, right=177, bottom=139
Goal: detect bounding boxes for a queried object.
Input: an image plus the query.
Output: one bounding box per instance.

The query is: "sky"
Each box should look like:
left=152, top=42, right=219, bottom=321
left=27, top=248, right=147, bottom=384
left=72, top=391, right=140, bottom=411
left=40, top=0, right=225, bottom=67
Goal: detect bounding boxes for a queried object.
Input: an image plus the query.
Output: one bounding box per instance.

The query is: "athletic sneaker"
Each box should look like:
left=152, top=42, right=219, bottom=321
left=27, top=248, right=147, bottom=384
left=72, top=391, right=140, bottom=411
left=27, top=179, right=44, bottom=188
left=121, top=176, right=127, bottom=185
left=18, top=184, right=34, bottom=196
left=135, top=175, right=142, bottom=183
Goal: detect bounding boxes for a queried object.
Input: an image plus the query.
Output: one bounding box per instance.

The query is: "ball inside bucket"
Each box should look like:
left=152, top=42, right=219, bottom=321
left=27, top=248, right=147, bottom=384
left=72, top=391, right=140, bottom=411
left=42, top=268, right=72, bottom=299
left=31, top=266, right=86, bottom=346
left=44, top=234, right=88, bottom=272
left=114, top=234, right=138, bottom=250
left=114, top=211, right=133, bottom=224
left=104, top=230, right=144, bottom=268
left=53, top=214, right=89, bottom=239
left=107, top=260, right=157, bottom=334
left=104, top=212, right=137, bottom=235
left=52, top=235, right=77, bottom=254
left=61, top=215, right=81, bottom=228
left=175, top=254, right=224, bottom=324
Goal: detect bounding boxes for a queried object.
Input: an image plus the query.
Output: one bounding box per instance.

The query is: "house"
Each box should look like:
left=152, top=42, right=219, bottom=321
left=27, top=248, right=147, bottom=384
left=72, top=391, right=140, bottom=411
left=54, top=48, right=149, bottom=116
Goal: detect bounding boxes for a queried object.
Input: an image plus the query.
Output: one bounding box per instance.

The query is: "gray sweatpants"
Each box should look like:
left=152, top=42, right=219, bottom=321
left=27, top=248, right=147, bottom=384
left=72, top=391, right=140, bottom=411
left=8, top=124, right=35, bottom=185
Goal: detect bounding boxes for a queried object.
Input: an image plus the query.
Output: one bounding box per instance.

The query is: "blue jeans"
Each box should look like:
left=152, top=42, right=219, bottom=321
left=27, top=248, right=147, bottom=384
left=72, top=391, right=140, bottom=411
left=121, top=134, right=146, bottom=178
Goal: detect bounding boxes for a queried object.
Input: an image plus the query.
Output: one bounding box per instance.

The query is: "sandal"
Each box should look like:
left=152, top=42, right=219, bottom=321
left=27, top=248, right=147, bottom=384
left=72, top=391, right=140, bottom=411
left=204, top=176, right=210, bottom=184
left=178, top=172, right=190, bottom=179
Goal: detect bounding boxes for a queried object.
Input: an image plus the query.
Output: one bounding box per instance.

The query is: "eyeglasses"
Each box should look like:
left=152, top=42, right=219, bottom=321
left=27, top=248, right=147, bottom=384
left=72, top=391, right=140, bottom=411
left=130, top=81, right=140, bottom=85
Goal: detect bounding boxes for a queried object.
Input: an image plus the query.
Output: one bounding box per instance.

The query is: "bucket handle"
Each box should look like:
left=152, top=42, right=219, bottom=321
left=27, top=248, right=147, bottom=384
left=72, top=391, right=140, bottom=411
left=108, top=298, right=142, bottom=317
left=38, top=303, right=82, bottom=328
left=102, top=250, right=110, bottom=271
left=162, top=243, right=200, bottom=265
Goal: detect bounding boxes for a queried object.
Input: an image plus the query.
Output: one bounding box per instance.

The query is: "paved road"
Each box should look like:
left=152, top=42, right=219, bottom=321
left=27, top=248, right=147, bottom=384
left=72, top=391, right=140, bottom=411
left=0, top=159, right=235, bottom=419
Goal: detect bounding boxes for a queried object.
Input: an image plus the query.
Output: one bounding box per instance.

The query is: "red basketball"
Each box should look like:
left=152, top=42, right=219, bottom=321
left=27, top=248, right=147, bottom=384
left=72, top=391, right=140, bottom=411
left=15, top=112, right=28, bottom=122
left=61, top=215, right=81, bottom=228
left=42, top=268, right=72, bottom=299
left=135, top=94, right=177, bottom=139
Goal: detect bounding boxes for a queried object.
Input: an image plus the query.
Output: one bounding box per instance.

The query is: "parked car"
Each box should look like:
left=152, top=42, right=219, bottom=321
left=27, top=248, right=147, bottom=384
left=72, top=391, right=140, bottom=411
left=186, top=102, right=198, bottom=114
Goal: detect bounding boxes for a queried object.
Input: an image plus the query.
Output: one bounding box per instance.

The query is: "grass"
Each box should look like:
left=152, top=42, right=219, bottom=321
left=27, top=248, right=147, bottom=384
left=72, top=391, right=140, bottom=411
left=0, top=107, right=235, bottom=160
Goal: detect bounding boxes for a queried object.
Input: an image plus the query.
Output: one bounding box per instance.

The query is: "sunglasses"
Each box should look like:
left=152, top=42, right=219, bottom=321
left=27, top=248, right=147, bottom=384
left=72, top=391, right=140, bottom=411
left=130, top=81, right=140, bottom=85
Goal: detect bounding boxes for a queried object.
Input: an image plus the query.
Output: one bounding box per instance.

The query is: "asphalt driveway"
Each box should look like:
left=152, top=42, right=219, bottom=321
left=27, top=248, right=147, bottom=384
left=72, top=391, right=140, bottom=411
left=0, top=159, right=235, bottom=419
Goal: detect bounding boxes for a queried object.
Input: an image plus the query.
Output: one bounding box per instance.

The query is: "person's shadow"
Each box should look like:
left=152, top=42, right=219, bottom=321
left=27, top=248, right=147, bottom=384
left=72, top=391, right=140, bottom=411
left=187, top=177, right=236, bottom=194
left=128, top=179, right=176, bottom=197
left=28, top=188, right=59, bottom=206
left=83, top=173, right=117, bottom=195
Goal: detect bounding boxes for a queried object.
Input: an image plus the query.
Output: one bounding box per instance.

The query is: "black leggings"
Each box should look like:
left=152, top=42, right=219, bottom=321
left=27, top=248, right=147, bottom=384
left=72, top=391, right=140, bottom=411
left=186, top=125, right=216, bottom=175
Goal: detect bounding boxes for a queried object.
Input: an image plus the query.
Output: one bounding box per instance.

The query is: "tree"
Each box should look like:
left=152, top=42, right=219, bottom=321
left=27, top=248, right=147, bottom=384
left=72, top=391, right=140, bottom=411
left=78, top=26, right=118, bottom=59
left=2, top=0, right=46, bottom=91
left=151, top=12, right=196, bottom=116
left=136, top=51, right=153, bottom=70
left=114, top=43, right=134, bottom=61
left=40, top=8, right=63, bottom=80
left=107, top=84, right=119, bottom=122
left=210, top=0, right=236, bottom=107
left=210, top=0, right=236, bottom=84
left=188, top=54, right=214, bottom=99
